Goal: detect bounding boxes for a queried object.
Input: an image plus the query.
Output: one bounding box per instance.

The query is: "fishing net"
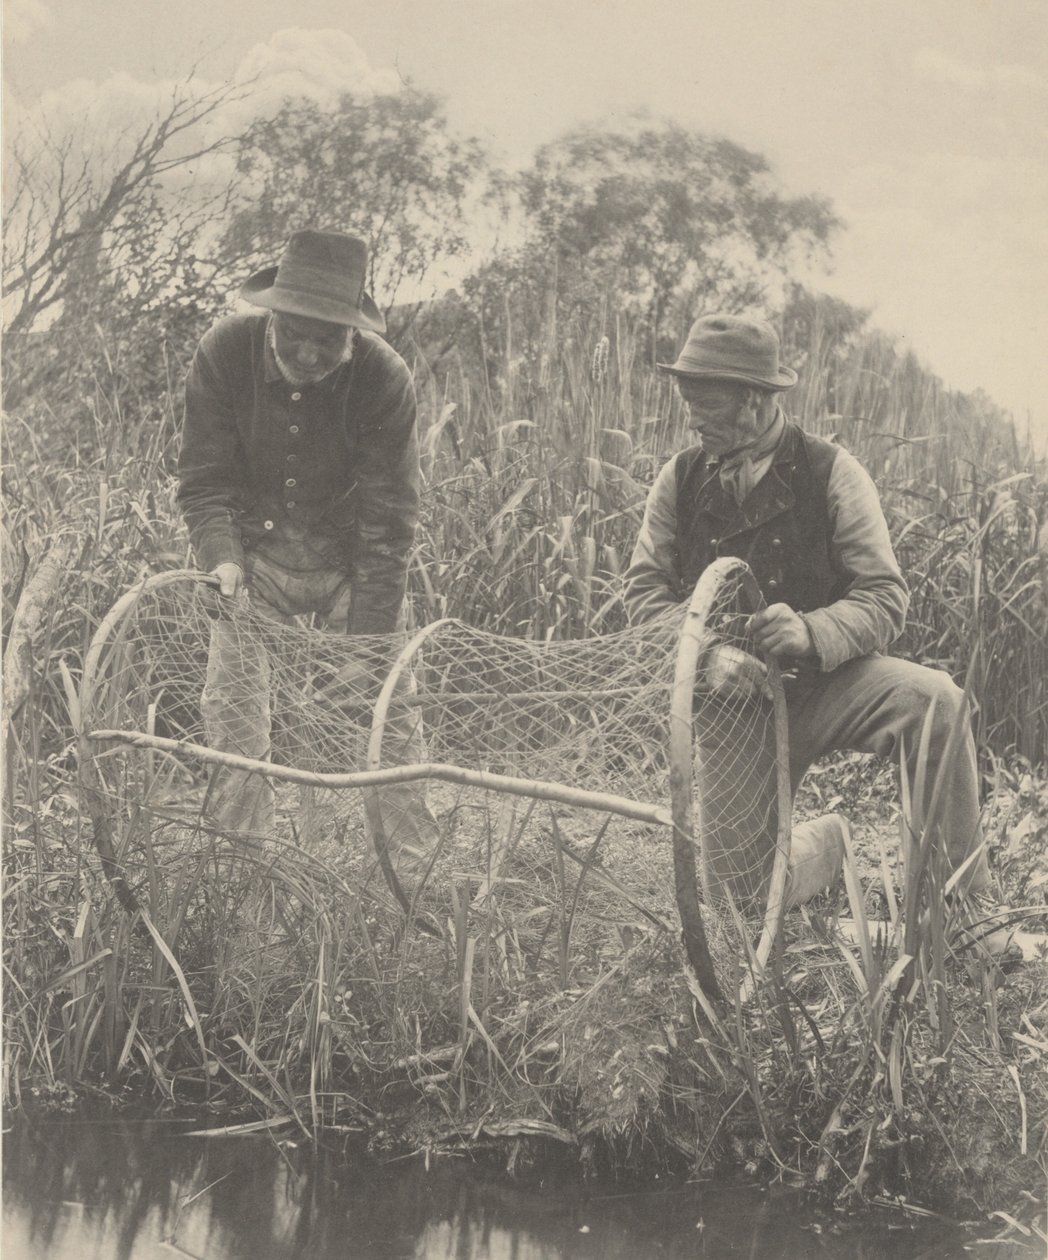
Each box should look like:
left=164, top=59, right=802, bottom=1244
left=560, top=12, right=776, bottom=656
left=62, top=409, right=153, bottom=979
left=78, top=560, right=790, bottom=1003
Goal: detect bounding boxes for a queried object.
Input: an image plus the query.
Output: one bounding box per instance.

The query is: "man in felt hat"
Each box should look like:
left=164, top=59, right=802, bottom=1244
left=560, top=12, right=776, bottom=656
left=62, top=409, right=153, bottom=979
left=625, top=314, right=1016, bottom=958
left=177, top=228, right=438, bottom=877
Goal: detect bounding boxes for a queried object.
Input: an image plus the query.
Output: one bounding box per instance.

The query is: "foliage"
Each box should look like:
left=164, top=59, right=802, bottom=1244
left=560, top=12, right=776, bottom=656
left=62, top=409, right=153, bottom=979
left=220, top=87, right=490, bottom=343
left=462, top=115, right=839, bottom=377
left=2, top=75, right=241, bottom=342
left=1, top=75, right=248, bottom=434
left=3, top=75, right=1047, bottom=1213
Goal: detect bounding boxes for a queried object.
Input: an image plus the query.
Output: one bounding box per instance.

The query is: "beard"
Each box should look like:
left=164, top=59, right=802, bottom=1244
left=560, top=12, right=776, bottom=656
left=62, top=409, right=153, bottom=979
left=268, top=324, right=354, bottom=387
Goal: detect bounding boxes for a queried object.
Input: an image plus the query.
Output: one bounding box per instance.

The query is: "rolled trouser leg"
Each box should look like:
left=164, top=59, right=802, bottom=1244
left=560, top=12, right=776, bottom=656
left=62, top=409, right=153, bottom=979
left=200, top=612, right=275, bottom=837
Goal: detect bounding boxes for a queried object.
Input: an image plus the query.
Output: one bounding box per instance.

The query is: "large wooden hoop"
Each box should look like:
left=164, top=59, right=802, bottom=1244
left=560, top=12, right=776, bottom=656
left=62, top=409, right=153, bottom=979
left=669, top=558, right=792, bottom=1005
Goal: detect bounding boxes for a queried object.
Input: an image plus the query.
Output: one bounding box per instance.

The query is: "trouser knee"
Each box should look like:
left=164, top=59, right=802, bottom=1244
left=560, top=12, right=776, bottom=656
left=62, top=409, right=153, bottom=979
left=911, top=673, right=970, bottom=748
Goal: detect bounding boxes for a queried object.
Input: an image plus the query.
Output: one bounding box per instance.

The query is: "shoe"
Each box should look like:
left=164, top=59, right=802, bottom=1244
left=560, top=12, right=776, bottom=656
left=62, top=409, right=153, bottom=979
left=951, top=889, right=1023, bottom=968
left=783, top=813, right=848, bottom=910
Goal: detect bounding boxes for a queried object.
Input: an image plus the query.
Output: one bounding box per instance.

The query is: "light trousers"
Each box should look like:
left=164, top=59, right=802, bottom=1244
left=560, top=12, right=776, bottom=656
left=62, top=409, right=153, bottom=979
left=786, top=653, right=989, bottom=890
left=199, top=554, right=438, bottom=860
left=697, top=652, right=989, bottom=902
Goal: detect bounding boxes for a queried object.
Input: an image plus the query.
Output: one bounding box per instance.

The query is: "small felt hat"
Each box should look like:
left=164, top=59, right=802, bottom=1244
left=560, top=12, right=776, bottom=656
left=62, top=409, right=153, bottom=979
left=659, top=314, right=797, bottom=390
left=241, top=229, right=385, bottom=332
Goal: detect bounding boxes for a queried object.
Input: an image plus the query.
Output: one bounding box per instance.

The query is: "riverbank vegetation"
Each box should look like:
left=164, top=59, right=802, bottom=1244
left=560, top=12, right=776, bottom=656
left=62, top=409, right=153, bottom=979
left=3, top=72, right=1046, bottom=1230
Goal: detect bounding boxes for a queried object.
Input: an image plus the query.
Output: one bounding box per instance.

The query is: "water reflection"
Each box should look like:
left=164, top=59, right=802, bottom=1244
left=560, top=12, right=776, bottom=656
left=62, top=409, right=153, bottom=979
left=1, top=1113, right=1024, bottom=1259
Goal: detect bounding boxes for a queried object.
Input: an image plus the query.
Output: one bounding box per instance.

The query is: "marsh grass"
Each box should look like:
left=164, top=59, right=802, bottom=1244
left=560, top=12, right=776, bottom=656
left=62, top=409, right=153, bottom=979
left=2, top=305, right=1045, bottom=1206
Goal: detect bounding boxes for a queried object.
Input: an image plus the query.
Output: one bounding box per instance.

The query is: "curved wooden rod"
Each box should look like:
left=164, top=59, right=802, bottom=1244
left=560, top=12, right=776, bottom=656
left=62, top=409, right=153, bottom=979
left=87, top=729, right=673, bottom=827
left=366, top=617, right=462, bottom=774
left=668, top=557, right=792, bottom=1008
left=79, top=569, right=216, bottom=723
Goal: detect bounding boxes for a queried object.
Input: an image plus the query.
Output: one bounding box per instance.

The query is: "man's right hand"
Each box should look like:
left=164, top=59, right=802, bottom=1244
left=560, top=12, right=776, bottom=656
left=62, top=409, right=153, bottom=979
left=212, top=562, right=244, bottom=598
left=700, top=642, right=772, bottom=702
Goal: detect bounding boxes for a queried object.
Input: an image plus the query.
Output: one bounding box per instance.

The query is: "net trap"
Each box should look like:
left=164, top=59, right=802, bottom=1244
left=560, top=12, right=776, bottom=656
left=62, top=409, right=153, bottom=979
left=78, top=558, right=798, bottom=1006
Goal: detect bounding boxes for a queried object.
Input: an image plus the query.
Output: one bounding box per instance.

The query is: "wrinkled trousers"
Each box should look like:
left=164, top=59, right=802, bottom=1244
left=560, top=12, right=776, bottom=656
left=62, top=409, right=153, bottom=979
left=199, top=555, right=438, bottom=861
left=787, top=653, right=989, bottom=890
left=698, top=652, right=990, bottom=900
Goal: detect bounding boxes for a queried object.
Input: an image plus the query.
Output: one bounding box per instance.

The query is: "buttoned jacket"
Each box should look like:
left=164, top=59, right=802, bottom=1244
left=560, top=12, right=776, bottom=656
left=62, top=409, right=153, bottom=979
left=177, top=312, right=420, bottom=634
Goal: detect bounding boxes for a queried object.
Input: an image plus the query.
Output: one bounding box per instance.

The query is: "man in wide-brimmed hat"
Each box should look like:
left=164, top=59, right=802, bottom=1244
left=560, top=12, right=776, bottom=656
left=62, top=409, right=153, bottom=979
left=177, top=228, right=437, bottom=877
left=625, top=314, right=1016, bottom=960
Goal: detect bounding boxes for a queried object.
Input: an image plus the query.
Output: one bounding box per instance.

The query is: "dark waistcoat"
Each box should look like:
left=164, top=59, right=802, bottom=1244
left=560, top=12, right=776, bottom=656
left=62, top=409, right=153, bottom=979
left=673, top=422, right=845, bottom=612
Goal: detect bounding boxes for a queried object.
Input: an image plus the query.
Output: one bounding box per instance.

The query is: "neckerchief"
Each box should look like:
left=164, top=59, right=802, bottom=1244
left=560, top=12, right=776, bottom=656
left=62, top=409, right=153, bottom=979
left=716, top=408, right=786, bottom=505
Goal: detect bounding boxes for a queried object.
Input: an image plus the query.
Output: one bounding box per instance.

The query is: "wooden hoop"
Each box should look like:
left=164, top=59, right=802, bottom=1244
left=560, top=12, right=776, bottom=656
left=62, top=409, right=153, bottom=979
left=668, top=558, right=791, bottom=1005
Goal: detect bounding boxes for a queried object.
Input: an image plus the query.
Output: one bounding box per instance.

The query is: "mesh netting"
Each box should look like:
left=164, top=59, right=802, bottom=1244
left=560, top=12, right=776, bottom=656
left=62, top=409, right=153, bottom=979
left=82, top=572, right=684, bottom=802
left=79, top=562, right=788, bottom=1002
left=688, top=591, right=785, bottom=905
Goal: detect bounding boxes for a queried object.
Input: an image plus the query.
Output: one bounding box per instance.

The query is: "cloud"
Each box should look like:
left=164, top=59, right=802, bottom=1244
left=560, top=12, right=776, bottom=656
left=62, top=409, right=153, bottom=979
left=914, top=48, right=1046, bottom=95
left=11, top=28, right=398, bottom=143
left=5, top=31, right=400, bottom=200
left=4, top=0, right=51, bottom=44
left=223, top=28, right=399, bottom=129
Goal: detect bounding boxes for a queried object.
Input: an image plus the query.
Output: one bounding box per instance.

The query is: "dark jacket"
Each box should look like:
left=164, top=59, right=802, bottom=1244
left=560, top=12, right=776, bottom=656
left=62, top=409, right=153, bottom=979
left=177, top=312, right=420, bottom=634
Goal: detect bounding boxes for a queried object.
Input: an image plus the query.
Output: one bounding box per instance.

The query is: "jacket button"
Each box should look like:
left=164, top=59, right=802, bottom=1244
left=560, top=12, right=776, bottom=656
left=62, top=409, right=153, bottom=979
left=291, top=392, right=302, bottom=402
left=768, top=578, right=779, bottom=589
left=263, top=519, right=274, bottom=530
left=285, top=477, right=297, bottom=487
left=289, top=425, right=300, bottom=434
left=287, top=454, right=297, bottom=463
left=710, top=537, right=719, bottom=548
left=771, top=537, right=782, bottom=548
left=286, top=501, right=296, bottom=510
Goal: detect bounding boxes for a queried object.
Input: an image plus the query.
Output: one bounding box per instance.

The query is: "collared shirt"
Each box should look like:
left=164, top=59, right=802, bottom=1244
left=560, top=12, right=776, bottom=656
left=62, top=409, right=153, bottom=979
left=624, top=423, right=910, bottom=672
left=177, top=312, right=420, bottom=634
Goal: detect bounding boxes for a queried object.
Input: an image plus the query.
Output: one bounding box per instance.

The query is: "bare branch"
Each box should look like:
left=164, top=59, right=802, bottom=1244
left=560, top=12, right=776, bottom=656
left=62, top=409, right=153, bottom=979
left=3, top=73, right=249, bottom=336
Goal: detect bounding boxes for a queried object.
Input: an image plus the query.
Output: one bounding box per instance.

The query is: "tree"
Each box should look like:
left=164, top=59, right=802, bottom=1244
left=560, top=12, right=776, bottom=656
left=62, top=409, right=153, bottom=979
left=467, top=115, right=840, bottom=372
left=217, top=88, right=490, bottom=346
left=2, top=75, right=246, bottom=416
left=3, top=75, right=243, bottom=338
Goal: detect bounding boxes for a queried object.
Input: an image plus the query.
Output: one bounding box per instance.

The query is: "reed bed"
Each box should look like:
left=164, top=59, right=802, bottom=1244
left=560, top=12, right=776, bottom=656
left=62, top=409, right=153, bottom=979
left=2, top=305, right=1046, bottom=1216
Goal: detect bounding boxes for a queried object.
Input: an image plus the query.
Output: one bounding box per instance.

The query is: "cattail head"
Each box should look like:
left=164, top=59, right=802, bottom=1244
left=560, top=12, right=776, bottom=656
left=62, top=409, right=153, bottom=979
left=591, top=335, right=610, bottom=384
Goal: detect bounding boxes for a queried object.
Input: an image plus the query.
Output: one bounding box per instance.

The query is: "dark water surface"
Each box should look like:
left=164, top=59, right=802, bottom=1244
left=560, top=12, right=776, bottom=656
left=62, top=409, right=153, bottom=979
left=1, top=1113, right=1028, bottom=1259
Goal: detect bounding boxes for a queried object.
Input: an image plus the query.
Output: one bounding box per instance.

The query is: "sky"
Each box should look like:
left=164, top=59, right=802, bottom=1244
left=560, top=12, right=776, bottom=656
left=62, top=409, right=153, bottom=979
left=4, top=0, right=1047, bottom=447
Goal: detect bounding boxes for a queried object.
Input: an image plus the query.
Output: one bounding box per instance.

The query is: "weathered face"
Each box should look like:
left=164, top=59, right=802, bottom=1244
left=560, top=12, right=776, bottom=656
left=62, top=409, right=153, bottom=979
left=271, top=313, right=351, bottom=386
left=676, top=378, right=765, bottom=456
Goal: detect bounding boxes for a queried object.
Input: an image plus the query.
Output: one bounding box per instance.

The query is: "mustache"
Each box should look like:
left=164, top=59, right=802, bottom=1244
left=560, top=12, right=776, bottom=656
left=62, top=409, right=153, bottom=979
left=268, top=326, right=354, bottom=384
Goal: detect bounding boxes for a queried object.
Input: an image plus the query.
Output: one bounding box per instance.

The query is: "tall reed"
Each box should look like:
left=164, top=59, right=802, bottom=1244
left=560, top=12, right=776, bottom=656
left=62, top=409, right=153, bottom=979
left=2, top=294, right=1044, bottom=1202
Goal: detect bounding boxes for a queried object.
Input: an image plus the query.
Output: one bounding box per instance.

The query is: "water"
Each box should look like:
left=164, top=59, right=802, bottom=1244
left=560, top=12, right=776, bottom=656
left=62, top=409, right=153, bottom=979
left=2, top=1112, right=1029, bottom=1259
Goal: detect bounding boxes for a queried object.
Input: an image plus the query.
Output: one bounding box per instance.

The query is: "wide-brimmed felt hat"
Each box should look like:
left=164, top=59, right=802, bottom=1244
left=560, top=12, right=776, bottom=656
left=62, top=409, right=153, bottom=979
left=659, top=314, right=797, bottom=390
left=241, top=229, right=386, bottom=333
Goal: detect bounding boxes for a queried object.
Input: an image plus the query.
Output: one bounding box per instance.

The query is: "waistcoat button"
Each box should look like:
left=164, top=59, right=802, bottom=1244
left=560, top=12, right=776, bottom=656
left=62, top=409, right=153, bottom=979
left=263, top=519, right=274, bottom=530
left=291, top=392, right=302, bottom=402
left=285, top=477, right=297, bottom=487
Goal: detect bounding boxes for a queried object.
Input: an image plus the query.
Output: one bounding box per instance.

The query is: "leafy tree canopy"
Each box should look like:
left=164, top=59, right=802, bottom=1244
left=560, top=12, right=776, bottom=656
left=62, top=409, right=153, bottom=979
left=467, top=114, right=841, bottom=369
left=219, top=87, right=490, bottom=343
